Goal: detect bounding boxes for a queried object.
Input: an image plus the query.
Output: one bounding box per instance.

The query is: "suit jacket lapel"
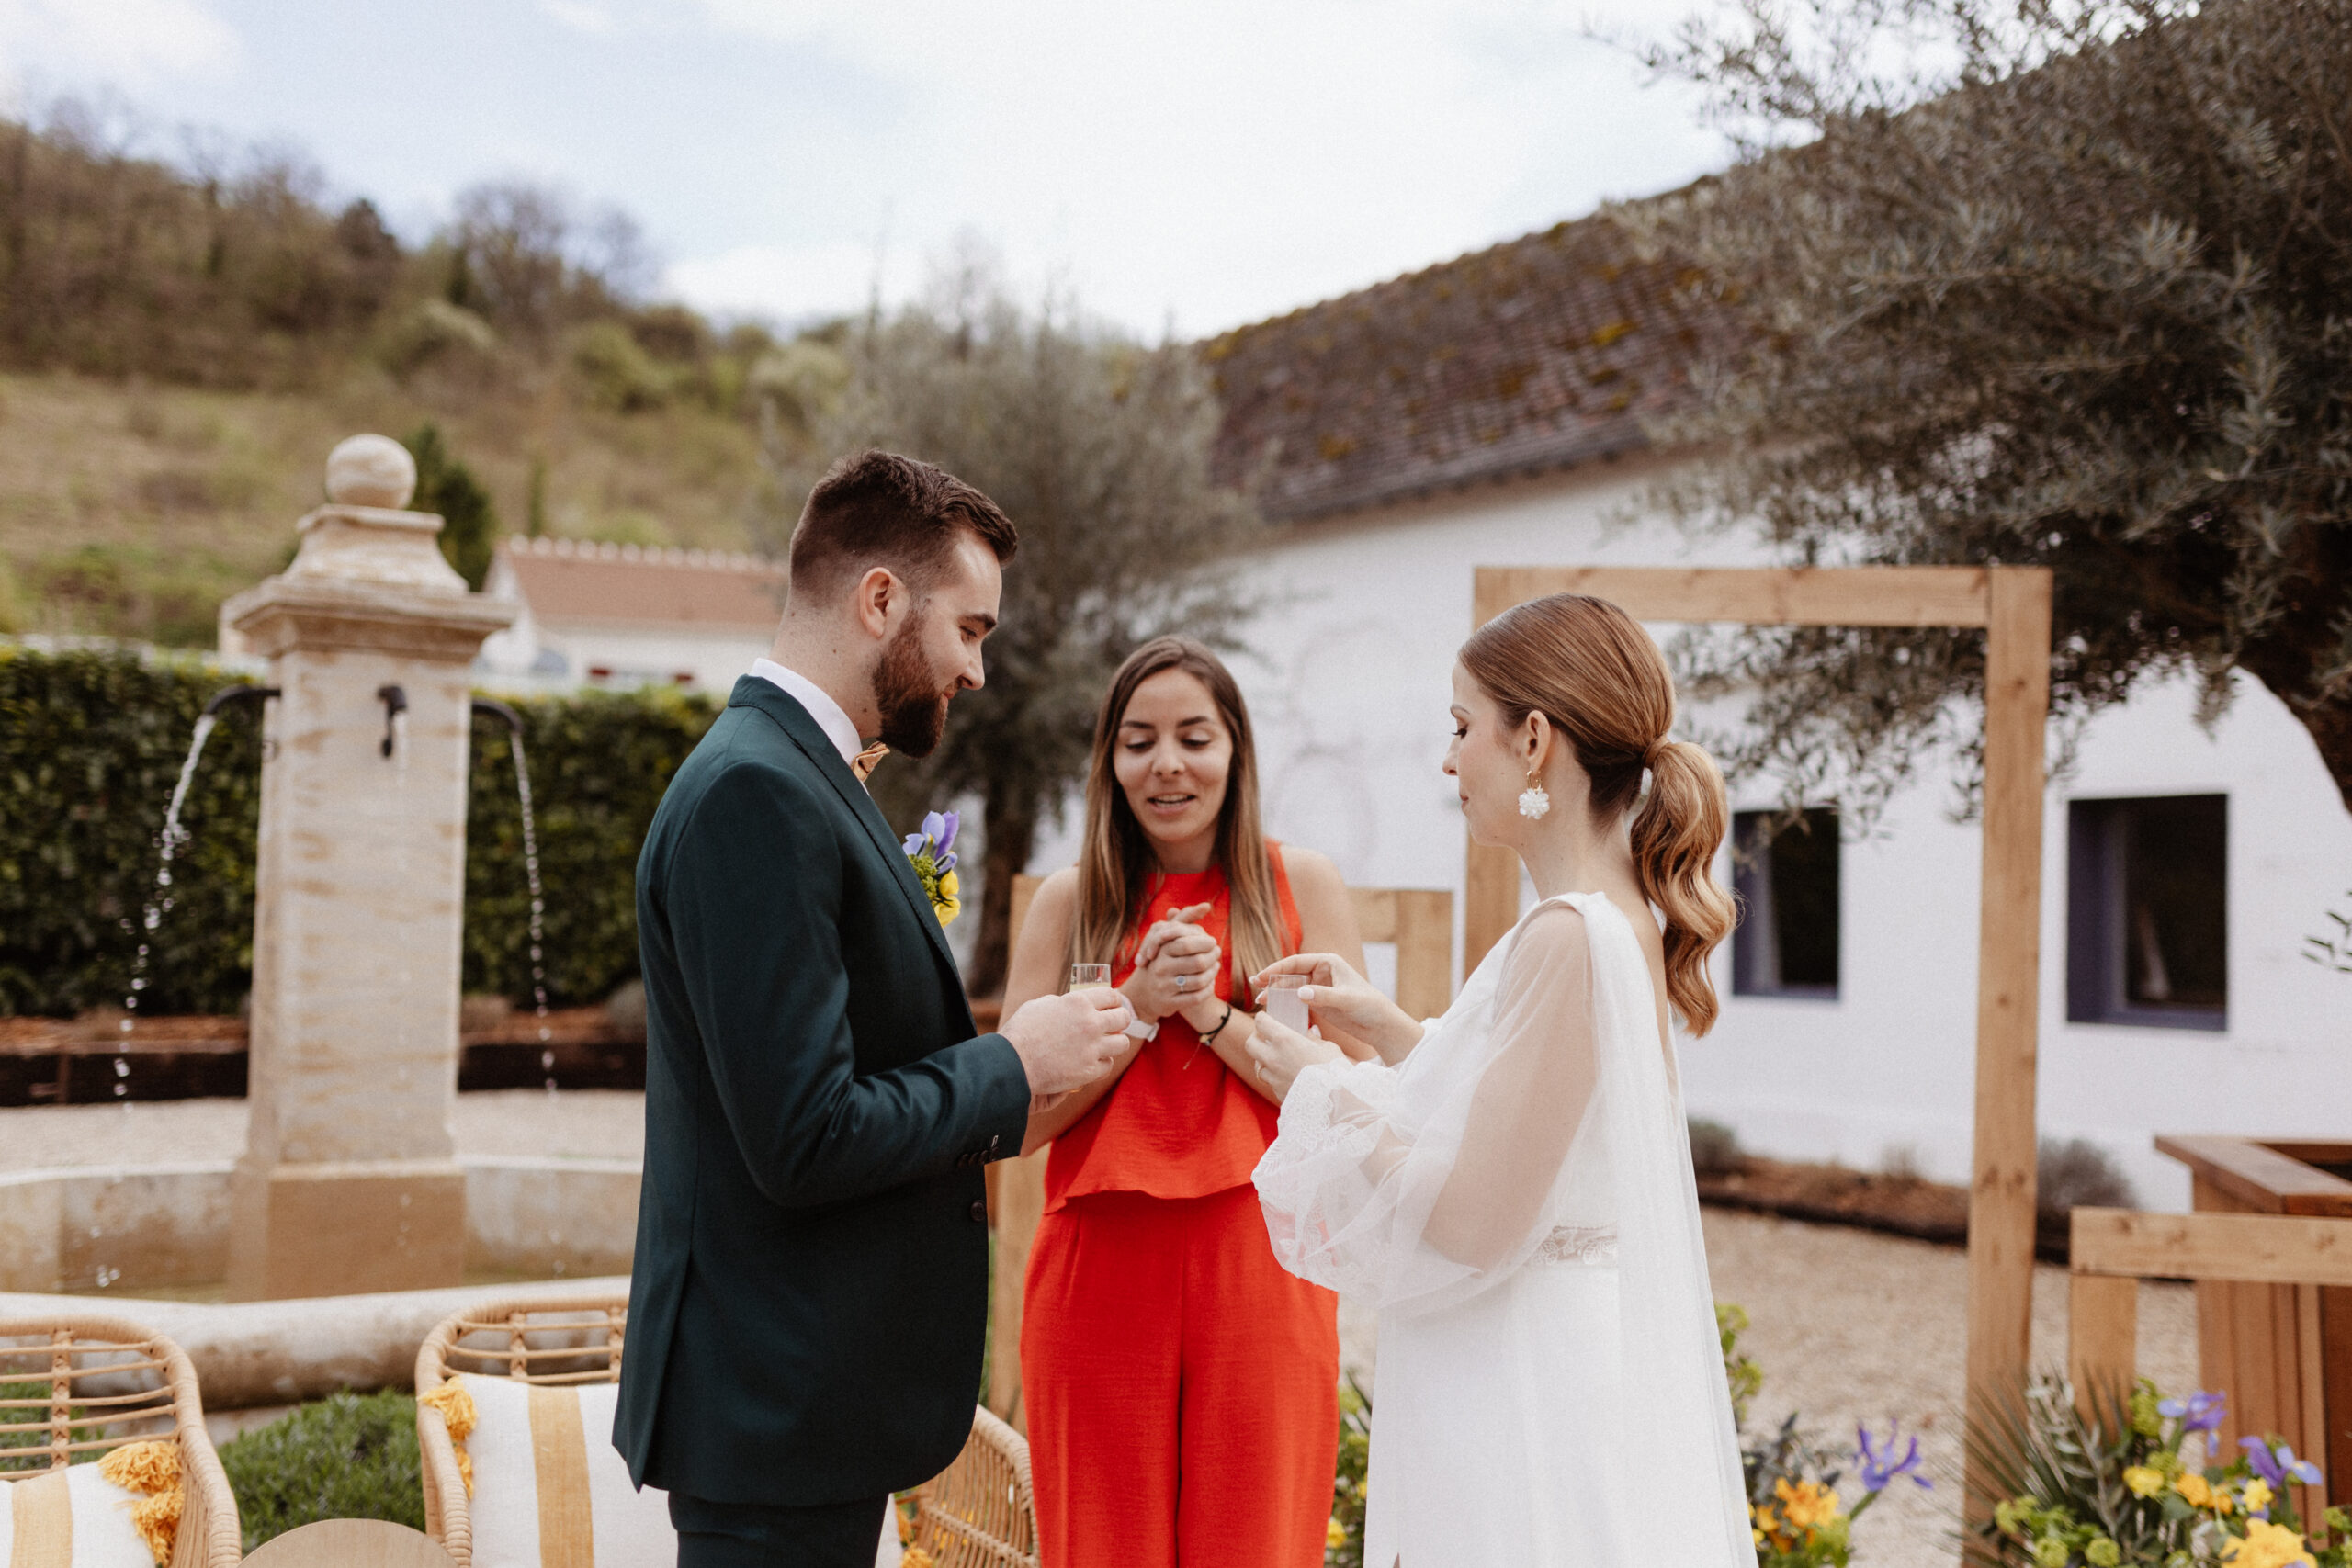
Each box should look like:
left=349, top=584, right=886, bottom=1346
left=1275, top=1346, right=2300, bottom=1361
left=728, top=678, right=964, bottom=980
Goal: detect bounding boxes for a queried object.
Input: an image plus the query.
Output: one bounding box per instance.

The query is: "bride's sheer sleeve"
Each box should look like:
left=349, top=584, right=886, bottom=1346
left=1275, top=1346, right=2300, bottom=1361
left=1252, top=903, right=1601, bottom=1314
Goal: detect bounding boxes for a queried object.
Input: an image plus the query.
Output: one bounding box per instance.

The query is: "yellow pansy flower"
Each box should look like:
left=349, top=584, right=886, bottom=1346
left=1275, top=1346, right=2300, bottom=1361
left=2243, top=1478, right=2275, bottom=1513
left=2177, top=1473, right=2223, bottom=1510
left=2220, top=1518, right=2317, bottom=1568
left=1326, top=1518, right=1348, bottom=1550
left=1775, top=1477, right=1841, bottom=1532
left=2124, top=1465, right=2165, bottom=1497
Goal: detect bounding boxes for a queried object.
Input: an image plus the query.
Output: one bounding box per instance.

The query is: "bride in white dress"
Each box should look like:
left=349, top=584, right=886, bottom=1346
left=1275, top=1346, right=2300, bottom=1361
left=1247, top=592, right=1758, bottom=1567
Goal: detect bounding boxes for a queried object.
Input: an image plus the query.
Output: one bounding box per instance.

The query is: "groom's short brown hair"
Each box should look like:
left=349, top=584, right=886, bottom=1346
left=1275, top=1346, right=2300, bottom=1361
left=787, top=449, right=1018, bottom=604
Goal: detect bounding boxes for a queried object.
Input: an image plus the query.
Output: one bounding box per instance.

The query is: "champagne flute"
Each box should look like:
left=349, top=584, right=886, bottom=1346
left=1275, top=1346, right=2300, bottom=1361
left=1069, top=963, right=1112, bottom=993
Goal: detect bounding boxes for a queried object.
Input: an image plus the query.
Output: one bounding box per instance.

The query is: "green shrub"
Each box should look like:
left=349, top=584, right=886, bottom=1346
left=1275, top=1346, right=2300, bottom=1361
left=0, top=645, right=718, bottom=1017
left=405, top=425, right=499, bottom=592
left=218, top=1389, right=424, bottom=1551
left=0, top=645, right=264, bottom=1016
left=462, top=683, right=718, bottom=1005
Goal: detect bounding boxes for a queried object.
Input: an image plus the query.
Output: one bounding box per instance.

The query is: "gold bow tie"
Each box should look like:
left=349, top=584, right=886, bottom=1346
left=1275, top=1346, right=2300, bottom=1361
left=851, top=742, right=889, bottom=783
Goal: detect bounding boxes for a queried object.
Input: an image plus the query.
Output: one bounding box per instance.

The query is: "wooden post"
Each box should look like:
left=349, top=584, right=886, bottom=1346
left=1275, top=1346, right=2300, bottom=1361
left=1466, top=568, right=1525, bottom=973
left=1963, top=567, right=2052, bottom=1521
left=2067, top=1273, right=2139, bottom=1422
left=985, top=874, right=1048, bottom=1431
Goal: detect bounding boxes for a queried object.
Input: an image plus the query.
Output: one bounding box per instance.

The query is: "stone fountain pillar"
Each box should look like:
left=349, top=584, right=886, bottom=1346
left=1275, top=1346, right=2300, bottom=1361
left=220, top=436, right=515, bottom=1301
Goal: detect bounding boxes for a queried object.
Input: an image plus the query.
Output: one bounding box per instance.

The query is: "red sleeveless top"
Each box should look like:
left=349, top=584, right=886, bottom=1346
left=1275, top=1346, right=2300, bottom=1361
left=1043, top=844, right=1305, bottom=1213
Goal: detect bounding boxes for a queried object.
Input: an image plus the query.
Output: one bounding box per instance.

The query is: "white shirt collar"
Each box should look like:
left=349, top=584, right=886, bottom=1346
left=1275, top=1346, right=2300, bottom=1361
left=750, top=659, right=865, bottom=768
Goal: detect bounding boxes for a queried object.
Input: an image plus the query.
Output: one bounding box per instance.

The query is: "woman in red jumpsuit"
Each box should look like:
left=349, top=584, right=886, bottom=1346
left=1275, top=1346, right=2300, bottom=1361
left=1001, top=636, right=1367, bottom=1568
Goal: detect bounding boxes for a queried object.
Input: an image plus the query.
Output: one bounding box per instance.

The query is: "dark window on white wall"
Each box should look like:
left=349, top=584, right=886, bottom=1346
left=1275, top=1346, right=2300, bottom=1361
left=1732, top=808, right=1840, bottom=998
left=2066, top=795, right=2227, bottom=1030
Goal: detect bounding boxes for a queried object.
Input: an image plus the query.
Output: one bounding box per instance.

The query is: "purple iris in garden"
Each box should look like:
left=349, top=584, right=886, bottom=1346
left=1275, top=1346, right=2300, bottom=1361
left=2158, top=1391, right=2226, bottom=1435
left=2240, top=1437, right=2324, bottom=1490
left=903, top=810, right=959, bottom=873
left=1857, top=1422, right=1932, bottom=1493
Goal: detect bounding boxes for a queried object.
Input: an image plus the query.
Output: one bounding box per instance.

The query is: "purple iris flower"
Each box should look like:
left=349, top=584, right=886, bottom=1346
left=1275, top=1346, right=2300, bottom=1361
left=2159, top=1391, right=2226, bottom=1435
left=901, top=811, right=960, bottom=874
left=2241, top=1437, right=2324, bottom=1489
left=1857, top=1422, right=1932, bottom=1493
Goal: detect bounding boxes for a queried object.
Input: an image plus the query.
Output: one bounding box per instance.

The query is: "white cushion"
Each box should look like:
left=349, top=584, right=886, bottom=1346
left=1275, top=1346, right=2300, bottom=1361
left=456, top=1375, right=902, bottom=1567
left=0, top=1462, right=164, bottom=1568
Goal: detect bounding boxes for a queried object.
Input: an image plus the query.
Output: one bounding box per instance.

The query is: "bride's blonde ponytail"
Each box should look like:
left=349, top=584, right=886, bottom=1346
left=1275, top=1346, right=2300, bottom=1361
left=1460, top=594, right=1736, bottom=1034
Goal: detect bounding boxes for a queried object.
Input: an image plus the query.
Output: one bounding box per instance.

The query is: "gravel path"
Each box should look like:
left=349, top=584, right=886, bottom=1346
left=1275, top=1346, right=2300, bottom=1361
left=5, top=1099, right=2197, bottom=1565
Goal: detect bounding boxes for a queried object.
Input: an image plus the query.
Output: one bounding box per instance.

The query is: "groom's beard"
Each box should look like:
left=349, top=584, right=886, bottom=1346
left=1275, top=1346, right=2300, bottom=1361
left=873, top=620, right=952, bottom=758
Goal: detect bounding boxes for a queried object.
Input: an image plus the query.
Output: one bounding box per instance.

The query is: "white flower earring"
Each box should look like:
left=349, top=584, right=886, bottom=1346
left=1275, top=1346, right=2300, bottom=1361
left=1518, top=768, right=1552, bottom=820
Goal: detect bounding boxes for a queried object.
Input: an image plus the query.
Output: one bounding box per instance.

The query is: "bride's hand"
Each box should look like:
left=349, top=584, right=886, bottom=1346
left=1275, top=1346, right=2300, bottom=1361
left=1251, top=953, right=1423, bottom=1064
left=1246, top=1010, right=1341, bottom=1102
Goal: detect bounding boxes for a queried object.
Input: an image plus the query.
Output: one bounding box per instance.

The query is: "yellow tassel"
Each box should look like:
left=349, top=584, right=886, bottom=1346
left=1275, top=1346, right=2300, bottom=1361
left=416, top=1380, right=480, bottom=1495
left=97, top=1441, right=180, bottom=1495
left=901, top=1550, right=936, bottom=1568
left=129, top=1487, right=183, bottom=1568
left=98, top=1441, right=185, bottom=1567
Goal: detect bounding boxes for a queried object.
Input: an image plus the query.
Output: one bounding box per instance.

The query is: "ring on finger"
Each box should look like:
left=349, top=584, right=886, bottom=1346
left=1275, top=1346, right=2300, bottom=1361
left=1175, top=975, right=1190, bottom=994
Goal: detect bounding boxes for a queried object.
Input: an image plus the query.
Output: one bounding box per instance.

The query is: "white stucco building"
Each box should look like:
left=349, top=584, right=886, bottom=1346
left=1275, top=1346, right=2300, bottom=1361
left=476, top=537, right=784, bottom=693
left=1032, top=213, right=2352, bottom=1211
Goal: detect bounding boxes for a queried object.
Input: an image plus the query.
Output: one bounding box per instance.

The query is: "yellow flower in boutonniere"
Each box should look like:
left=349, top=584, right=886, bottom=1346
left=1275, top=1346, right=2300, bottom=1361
left=901, top=811, right=962, bottom=927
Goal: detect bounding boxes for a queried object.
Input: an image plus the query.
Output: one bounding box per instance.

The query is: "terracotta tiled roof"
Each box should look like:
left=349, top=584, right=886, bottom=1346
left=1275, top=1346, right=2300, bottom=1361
left=1204, top=209, right=1728, bottom=523
left=498, top=537, right=785, bottom=629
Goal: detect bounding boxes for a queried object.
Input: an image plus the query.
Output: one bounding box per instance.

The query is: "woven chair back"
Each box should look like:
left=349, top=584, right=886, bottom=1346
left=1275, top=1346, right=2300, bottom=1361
left=908, top=1406, right=1039, bottom=1568
left=0, top=1314, right=243, bottom=1567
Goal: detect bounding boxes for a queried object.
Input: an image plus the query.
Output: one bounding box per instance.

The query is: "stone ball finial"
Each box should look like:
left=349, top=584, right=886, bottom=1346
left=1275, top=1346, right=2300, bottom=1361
left=325, top=434, right=417, bottom=510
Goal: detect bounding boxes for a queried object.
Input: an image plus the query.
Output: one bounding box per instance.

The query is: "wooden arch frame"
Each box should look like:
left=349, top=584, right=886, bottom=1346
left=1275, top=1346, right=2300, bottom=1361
left=1467, top=563, right=2053, bottom=1512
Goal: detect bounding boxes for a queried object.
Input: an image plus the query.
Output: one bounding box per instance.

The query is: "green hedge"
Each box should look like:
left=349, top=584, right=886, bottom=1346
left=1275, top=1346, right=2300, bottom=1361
left=0, top=645, right=717, bottom=1017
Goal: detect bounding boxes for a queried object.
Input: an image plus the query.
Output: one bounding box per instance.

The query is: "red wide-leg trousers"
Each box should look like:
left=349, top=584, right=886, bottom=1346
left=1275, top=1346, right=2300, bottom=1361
left=1020, top=1185, right=1340, bottom=1568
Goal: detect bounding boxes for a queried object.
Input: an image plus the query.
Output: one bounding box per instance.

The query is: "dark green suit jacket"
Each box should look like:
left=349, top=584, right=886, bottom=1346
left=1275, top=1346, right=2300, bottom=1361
left=614, top=676, right=1032, bottom=1506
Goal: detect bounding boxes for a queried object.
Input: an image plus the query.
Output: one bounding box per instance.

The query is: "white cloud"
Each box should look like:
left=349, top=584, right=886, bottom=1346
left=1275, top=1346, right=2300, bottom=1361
left=0, top=0, right=240, bottom=89
left=666, top=239, right=903, bottom=323
left=667, top=0, right=1727, bottom=333
left=537, top=0, right=621, bottom=37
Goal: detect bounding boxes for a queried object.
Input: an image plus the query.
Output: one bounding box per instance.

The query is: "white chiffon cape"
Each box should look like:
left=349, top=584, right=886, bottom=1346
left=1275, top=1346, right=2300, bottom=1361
left=1253, top=892, right=1756, bottom=1567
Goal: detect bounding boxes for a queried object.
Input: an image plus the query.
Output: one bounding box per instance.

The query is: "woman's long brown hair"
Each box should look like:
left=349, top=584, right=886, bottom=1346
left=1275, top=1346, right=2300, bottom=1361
left=1459, top=593, right=1736, bottom=1034
left=1068, top=637, right=1287, bottom=1002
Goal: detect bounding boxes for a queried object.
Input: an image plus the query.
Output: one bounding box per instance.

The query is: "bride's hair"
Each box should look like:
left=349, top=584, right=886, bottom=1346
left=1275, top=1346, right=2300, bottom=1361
left=1460, top=593, right=1736, bottom=1035
left=1067, top=637, right=1286, bottom=1002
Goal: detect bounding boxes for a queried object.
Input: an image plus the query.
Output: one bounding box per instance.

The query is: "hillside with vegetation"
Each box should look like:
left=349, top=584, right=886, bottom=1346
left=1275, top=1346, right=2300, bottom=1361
left=0, top=103, right=847, bottom=645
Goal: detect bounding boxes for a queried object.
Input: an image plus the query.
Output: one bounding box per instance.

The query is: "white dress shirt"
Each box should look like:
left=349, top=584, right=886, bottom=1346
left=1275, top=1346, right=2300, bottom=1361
left=750, top=658, right=864, bottom=768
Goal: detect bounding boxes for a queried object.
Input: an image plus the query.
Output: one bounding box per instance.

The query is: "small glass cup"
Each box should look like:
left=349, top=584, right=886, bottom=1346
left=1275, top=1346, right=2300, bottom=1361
left=1265, top=974, right=1310, bottom=1034
left=1069, top=963, right=1113, bottom=993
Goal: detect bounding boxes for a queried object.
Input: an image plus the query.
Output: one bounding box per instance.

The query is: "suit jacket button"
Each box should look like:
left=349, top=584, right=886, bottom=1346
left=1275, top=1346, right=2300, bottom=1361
left=968, top=1199, right=987, bottom=1224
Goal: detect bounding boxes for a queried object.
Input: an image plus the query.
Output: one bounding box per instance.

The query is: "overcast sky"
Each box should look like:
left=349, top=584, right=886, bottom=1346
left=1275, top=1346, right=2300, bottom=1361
left=0, top=0, right=1733, bottom=337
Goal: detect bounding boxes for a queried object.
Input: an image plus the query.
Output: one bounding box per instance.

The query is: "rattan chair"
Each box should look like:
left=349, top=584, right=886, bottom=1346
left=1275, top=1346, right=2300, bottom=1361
left=413, top=1294, right=626, bottom=1568
left=0, top=1314, right=242, bottom=1568
left=902, top=1404, right=1037, bottom=1568
left=415, top=1293, right=1038, bottom=1568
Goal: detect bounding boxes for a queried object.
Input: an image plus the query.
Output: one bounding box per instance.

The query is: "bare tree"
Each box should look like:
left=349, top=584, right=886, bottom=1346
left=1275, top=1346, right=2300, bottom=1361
left=769, top=266, right=1255, bottom=995
left=1623, top=0, right=2352, bottom=817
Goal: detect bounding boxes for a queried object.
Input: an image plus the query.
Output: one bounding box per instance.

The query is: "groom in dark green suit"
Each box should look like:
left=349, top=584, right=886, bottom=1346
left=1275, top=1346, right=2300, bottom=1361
left=615, top=450, right=1131, bottom=1566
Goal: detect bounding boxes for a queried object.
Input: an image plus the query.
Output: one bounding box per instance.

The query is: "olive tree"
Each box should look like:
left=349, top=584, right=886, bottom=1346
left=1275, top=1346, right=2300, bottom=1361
left=1622, top=0, right=2352, bottom=825
left=767, top=270, right=1254, bottom=995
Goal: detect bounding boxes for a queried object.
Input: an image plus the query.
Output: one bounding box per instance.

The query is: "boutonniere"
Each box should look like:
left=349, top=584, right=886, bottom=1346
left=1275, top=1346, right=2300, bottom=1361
left=901, top=810, right=962, bottom=926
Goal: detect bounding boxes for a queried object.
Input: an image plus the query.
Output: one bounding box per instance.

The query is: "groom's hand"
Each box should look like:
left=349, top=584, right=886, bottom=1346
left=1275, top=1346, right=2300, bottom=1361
left=1001, top=989, right=1131, bottom=1097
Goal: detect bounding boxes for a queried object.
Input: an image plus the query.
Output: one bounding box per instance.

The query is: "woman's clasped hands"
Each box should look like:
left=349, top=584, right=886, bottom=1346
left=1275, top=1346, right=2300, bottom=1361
left=1125, top=900, right=1227, bottom=1031
left=1244, top=953, right=1425, bottom=1100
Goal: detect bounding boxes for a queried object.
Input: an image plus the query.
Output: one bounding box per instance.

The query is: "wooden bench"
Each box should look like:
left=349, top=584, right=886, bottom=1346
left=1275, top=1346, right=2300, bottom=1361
left=2069, top=1205, right=2352, bottom=1520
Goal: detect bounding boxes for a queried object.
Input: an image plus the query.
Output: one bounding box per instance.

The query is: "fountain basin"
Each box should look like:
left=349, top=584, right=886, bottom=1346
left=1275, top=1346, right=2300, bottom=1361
left=0, top=1156, right=639, bottom=1296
